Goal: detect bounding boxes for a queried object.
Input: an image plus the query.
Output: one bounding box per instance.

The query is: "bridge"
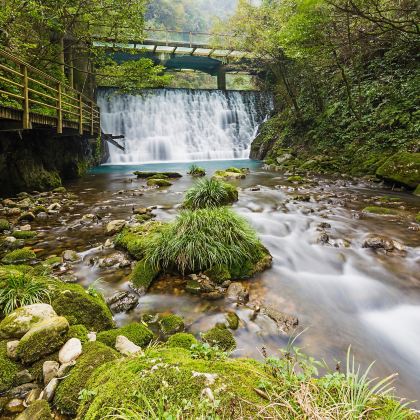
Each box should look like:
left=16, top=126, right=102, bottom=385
left=93, top=28, right=253, bottom=90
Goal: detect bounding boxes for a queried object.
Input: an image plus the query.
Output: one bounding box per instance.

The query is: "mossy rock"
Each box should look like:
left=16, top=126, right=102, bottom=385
left=52, top=186, right=67, bottom=193
left=12, top=231, right=37, bottom=240
left=159, top=314, right=185, bottom=335
left=0, top=340, right=20, bottom=393
left=15, top=399, right=53, bottom=420
left=44, top=256, right=62, bottom=266
left=77, top=347, right=273, bottom=419
left=376, top=152, right=420, bottom=189
left=225, top=312, right=240, bottom=330
left=133, top=171, right=182, bottom=179
left=147, top=174, right=169, bottom=180
left=166, top=333, right=198, bottom=349
left=54, top=341, right=119, bottom=416
left=229, top=245, right=272, bottom=279
left=16, top=316, right=69, bottom=364
left=17, top=212, right=36, bottom=222
left=204, top=265, right=231, bottom=285
left=27, top=351, right=59, bottom=383
left=414, top=184, right=420, bottom=196
left=147, top=178, right=173, bottom=187
left=130, top=259, right=159, bottom=291
left=2, top=247, right=36, bottom=264
left=65, top=324, right=89, bottom=343
left=33, top=206, right=47, bottom=214
left=51, top=283, right=114, bottom=332
left=201, top=325, right=236, bottom=351
left=287, top=175, right=304, bottom=182
left=96, top=323, right=153, bottom=349
left=0, top=219, right=10, bottom=232
left=362, top=206, right=399, bottom=215
left=213, top=169, right=246, bottom=180
left=416, top=212, right=420, bottom=223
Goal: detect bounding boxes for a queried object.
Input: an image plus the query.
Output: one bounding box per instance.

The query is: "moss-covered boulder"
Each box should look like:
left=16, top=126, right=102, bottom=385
left=0, top=304, right=57, bottom=339
left=204, top=265, right=231, bottom=285
left=16, top=316, right=69, bottom=364
left=54, top=341, right=118, bottom=416
left=96, top=323, right=153, bottom=348
left=133, top=171, right=182, bottom=179
left=147, top=178, right=172, bottom=187
left=0, top=340, right=20, bottom=393
left=0, top=219, right=10, bottom=232
left=166, top=332, right=198, bottom=349
left=362, top=206, right=399, bottom=215
left=229, top=245, right=272, bottom=279
left=213, top=167, right=247, bottom=180
left=15, top=399, right=52, bottom=420
left=65, top=324, right=89, bottom=343
left=2, top=247, right=36, bottom=264
left=12, top=231, right=37, bottom=240
left=51, top=283, right=114, bottom=332
left=130, top=259, right=159, bottom=291
left=159, top=314, right=185, bottom=335
left=77, top=347, right=272, bottom=419
left=201, top=325, right=236, bottom=351
left=414, top=184, right=420, bottom=196
left=376, top=152, right=420, bottom=188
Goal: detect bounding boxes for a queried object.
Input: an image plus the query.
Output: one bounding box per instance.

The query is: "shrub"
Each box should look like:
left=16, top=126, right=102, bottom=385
left=146, top=207, right=264, bottom=274
left=166, top=333, right=198, bottom=349
left=96, top=323, right=153, bottom=348
left=183, top=178, right=238, bottom=209
left=0, top=271, right=53, bottom=314
left=1, top=247, right=36, bottom=264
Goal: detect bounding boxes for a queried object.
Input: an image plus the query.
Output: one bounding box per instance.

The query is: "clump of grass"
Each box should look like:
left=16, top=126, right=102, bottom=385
left=0, top=272, right=53, bottom=314
left=183, top=178, right=238, bottom=209
left=146, top=207, right=262, bottom=274
left=188, top=164, right=206, bottom=177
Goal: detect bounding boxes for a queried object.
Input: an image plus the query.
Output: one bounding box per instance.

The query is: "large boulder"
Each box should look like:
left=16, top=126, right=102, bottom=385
left=106, top=220, right=126, bottom=235
left=0, top=304, right=57, bottom=339
left=16, top=316, right=69, bottom=364
left=376, top=152, right=420, bottom=189
left=15, top=399, right=53, bottom=420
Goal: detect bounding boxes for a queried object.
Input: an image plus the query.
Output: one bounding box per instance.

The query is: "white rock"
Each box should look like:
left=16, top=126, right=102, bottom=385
left=104, top=238, right=114, bottom=248
left=59, top=338, right=82, bottom=364
left=39, top=378, right=59, bottom=402
left=115, top=335, right=143, bottom=356
left=106, top=219, right=126, bottom=235
left=6, top=340, right=20, bottom=359
left=62, top=249, right=80, bottom=262
left=20, top=224, right=31, bottom=231
left=4, top=236, right=17, bottom=243
left=87, top=332, right=96, bottom=342
left=47, top=203, right=61, bottom=211
left=192, top=372, right=218, bottom=386
left=43, top=361, right=59, bottom=385
left=201, top=387, right=215, bottom=402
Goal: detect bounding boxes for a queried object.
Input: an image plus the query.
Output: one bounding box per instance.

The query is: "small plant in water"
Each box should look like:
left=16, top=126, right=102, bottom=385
left=187, top=164, right=206, bottom=177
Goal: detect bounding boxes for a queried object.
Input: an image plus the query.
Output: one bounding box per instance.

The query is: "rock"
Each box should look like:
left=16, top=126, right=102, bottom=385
left=133, top=207, right=149, bottom=215
left=8, top=383, right=38, bottom=399
left=202, top=325, right=236, bottom=351
left=0, top=304, right=57, bottom=339
left=36, top=212, right=48, bottom=220
left=106, top=291, right=139, bottom=313
left=58, top=338, right=82, bottom=364
left=43, top=361, right=60, bottom=385
left=17, top=198, right=32, bottom=209
left=16, top=399, right=52, bottom=420
left=16, top=316, right=69, bottom=364
left=226, top=282, right=249, bottom=303
left=87, top=332, right=96, bottom=342
left=104, top=238, right=114, bottom=248
left=20, top=224, right=31, bottom=231
left=5, top=398, right=25, bottom=413
left=376, top=152, right=420, bottom=188
left=23, top=388, right=42, bottom=405
left=261, top=305, right=298, bottom=334
left=276, top=153, right=293, bottom=164
left=201, top=387, right=215, bottom=402
left=98, top=253, right=131, bottom=268
left=115, top=335, right=143, bottom=356
left=82, top=213, right=95, bottom=221
left=47, top=203, right=61, bottom=211
left=7, top=340, right=20, bottom=359
left=62, top=249, right=80, bottom=262
left=192, top=371, right=218, bottom=386
left=39, top=378, right=59, bottom=402
left=317, top=232, right=330, bottom=244
left=18, top=212, right=35, bottom=222
left=362, top=235, right=398, bottom=252
left=106, top=220, right=126, bottom=235
left=3, top=198, right=17, bottom=207
left=56, top=361, right=76, bottom=377
left=14, top=370, right=33, bottom=385
left=225, top=312, right=240, bottom=330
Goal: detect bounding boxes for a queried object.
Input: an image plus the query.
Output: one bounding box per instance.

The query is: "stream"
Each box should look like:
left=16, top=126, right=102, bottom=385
left=30, top=159, right=420, bottom=404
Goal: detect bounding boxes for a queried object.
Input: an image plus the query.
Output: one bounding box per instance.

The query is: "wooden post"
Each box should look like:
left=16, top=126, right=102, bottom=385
left=21, top=64, right=30, bottom=129
left=78, top=93, right=83, bottom=135
left=90, top=101, right=94, bottom=135
left=57, top=82, right=63, bottom=134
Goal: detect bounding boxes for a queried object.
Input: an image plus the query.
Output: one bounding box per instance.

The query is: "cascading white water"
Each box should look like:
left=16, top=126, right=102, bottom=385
left=98, top=89, right=272, bottom=164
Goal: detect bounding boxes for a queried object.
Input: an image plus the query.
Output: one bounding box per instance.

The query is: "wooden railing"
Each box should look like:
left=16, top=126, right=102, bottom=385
left=0, top=49, right=100, bottom=135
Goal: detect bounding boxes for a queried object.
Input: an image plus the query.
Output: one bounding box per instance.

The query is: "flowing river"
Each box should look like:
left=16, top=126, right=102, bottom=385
left=30, top=89, right=420, bottom=405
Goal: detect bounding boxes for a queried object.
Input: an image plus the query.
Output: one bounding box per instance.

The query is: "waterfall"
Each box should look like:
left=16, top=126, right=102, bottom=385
left=97, top=89, right=273, bottom=164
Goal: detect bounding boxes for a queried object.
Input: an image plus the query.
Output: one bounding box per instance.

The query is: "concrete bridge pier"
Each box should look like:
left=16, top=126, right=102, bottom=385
left=217, top=66, right=226, bottom=91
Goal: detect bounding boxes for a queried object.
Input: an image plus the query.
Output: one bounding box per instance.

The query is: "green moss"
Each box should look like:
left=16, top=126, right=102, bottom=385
left=2, top=247, right=36, bottom=264
left=130, top=259, right=159, bottom=290
left=33, top=206, right=47, bottom=214
left=133, top=171, right=182, bottom=179
left=201, top=325, right=236, bottom=351
left=28, top=351, right=59, bottom=383
left=96, top=323, right=153, bottom=348
left=44, top=256, right=61, bottom=266
left=188, top=166, right=206, bottom=177
left=51, top=283, right=114, bottom=332
left=376, top=152, right=420, bottom=188
left=225, top=312, right=239, bottom=330
left=225, top=167, right=243, bottom=173
left=147, top=178, right=173, bottom=187
left=416, top=212, right=420, bottom=223
left=135, top=213, right=154, bottom=224
left=54, top=341, right=119, bottom=416
left=53, top=187, right=67, bottom=193
left=0, top=219, right=10, bottom=232
left=362, top=206, right=399, bottom=215
left=65, top=324, right=89, bottom=343
left=414, top=185, right=420, bottom=196
left=229, top=245, right=272, bottom=279
left=159, top=314, right=185, bottom=335
left=287, top=175, right=304, bottom=182
left=16, top=316, right=69, bottom=364
left=12, top=231, right=37, bottom=239
left=0, top=340, right=20, bottom=393
left=166, top=333, right=198, bottom=349
left=213, top=169, right=246, bottom=180
left=147, top=174, right=169, bottom=180
left=15, top=399, right=53, bottom=420
left=204, top=265, right=231, bottom=284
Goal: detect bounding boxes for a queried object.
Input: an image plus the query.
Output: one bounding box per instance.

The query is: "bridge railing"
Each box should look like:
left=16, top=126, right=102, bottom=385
left=0, top=49, right=100, bottom=135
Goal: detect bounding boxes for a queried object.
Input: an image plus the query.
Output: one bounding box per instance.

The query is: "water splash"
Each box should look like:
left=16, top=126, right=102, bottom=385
left=97, top=89, right=273, bottom=164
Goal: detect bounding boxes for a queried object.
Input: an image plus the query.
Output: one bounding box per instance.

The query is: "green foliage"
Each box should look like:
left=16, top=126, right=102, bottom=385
left=96, top=323, right=153, bottom=349
left=12, top=231, right=37, bottom=239
left=183, top=178, right=238, bottom=209
left=0, top=271, right=52, bottom=314
left=1, top=247, right=36, bottom=264
left=0, top=219, right=10, bottom=232
left=187, top=164, right=206, bottom=177
left=166, top=333, right=198, bottom=349
left=0, top=340, right=19, bottom=393
left=203, top=264, right=231, bottom=284
left=376, top=152, right=420, bottom=188
left=201, top=325, right=236, bottom=351
left=54, top=341, right=119, bottom=416
left=145, top=207, right=264, bottom=274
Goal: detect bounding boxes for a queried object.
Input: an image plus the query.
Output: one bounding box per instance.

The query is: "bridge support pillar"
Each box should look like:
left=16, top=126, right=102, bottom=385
left=217, top=66, right=226, bottom=91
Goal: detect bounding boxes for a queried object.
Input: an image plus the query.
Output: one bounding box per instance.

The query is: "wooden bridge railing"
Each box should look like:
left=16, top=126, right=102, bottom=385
left=0, top=49, right=100, bottom=135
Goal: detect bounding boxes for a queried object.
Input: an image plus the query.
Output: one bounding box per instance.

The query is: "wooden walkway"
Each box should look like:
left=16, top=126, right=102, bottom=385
left=0, top=49, right=100, bottom=135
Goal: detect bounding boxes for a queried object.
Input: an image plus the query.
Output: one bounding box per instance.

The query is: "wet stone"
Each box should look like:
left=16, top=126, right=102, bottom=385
left=107, top=291, right=139, bottom=313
